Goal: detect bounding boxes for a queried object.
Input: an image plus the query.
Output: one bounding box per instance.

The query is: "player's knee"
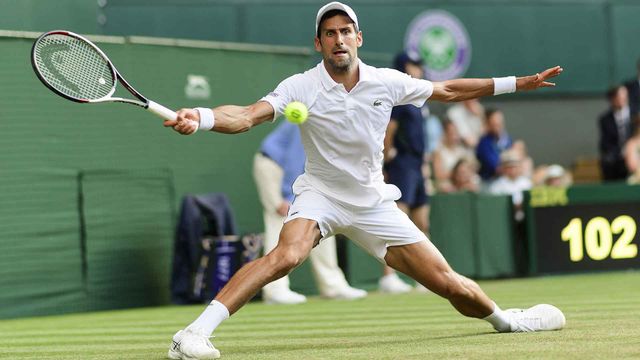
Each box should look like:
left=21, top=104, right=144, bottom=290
left=278, top=249, right=303, bottom=272
left=265, top=247, right=304, bottom=277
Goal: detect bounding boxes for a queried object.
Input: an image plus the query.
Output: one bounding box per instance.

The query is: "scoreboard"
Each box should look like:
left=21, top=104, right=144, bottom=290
left=526, top=184, right=640, bottom=274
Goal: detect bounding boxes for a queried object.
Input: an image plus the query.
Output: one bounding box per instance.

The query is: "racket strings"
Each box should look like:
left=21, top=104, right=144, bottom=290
left=34, top=34, right=115, bottom=101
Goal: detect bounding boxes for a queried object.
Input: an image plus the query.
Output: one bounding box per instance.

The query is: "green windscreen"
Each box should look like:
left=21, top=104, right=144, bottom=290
left=0, top=34, right=310, bottom=318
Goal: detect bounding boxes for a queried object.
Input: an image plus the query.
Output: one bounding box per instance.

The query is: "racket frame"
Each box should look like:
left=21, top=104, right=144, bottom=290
left=31, top=30, right=177, bottom=120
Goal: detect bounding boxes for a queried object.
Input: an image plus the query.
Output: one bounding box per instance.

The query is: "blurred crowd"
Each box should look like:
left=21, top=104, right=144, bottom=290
left=599, top=59, right=640, bottom=184
left=384, top=53, right=640, bottom=221
left=384, top=52, right=577, bottom=224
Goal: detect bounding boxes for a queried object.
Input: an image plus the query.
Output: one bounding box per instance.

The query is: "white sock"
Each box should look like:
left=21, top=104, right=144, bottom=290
left=187, top=300, right=230, bottom=336
left=482, top=302, right=511, bottom=332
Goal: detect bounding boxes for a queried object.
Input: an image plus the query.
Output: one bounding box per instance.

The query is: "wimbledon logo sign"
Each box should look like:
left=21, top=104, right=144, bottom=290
left=404, top=10, right=471, bottom=81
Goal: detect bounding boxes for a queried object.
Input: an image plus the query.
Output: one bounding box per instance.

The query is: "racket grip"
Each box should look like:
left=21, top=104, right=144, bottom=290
left=147, top=100, right=177, bottom=121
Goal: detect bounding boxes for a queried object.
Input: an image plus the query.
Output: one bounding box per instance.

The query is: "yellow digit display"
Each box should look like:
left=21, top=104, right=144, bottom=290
left=561, top=215, right=638, bottom=262
left=561, top=218, right=583, bottom=262
left=611, top=215, right=638, bottom=259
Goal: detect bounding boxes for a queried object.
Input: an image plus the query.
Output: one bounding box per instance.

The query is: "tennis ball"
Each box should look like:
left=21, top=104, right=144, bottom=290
left=284, top=101, right=308, bottom=124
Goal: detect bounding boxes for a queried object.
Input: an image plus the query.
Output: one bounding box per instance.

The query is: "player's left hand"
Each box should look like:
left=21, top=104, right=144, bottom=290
left=517, top=66, right=563, bottom=91
left=163, top=108, right=200, bottom=135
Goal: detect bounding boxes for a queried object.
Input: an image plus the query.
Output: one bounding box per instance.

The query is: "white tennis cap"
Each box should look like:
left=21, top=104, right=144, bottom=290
left=315, top=2, right=359, bottom=35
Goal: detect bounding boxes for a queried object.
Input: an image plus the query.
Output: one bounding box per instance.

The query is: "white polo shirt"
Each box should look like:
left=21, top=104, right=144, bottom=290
left=261, top=60, right=433, bottom=207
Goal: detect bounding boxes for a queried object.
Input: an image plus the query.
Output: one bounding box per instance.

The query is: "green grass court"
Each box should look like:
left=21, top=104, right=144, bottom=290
left=2, top=271, right=638, bottom=360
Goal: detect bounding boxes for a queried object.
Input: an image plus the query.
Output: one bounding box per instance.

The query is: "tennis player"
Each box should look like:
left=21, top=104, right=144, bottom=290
left=165, top=2, right=565, bottom=359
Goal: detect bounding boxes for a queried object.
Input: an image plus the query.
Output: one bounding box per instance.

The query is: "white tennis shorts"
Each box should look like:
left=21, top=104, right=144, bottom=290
left=284, top=189, right=427, bottom=263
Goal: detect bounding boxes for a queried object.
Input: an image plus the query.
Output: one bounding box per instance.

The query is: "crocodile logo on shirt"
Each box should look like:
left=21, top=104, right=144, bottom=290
left=373, top=99, right=383, bottom=106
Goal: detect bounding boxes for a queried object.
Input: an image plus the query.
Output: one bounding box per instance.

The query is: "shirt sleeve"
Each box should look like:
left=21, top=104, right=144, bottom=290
left=260, top=73, right=306, bottom=122
left=382, top=68, right=434, bottom=107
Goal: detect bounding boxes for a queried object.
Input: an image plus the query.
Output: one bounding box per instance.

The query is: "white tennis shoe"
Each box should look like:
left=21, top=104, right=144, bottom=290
left=378, top=273, right=412, bottom=294
left=322, top=285, right=367, bottom=300
left=263, top=289, right=307, bottom=305
left=168, top=326, right=220, bottom=360
left=506, top=304, right=566, bottom=332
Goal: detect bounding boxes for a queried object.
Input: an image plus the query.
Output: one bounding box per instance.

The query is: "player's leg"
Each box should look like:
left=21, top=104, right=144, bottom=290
left=378, top=203, right=413, bottom=294
left=261, top=210, right=306, bottom=304
left=169, top=218, right=321, bottom=360
left=349, top=200, right=564, bottom=334
left=216, top=218, right=320, bottom=312
left=407, top=203, right=432, bottom=293
left=385, top=241, right=565, bottom=332
left=385, top=240, right=493, bottom=317
left=309, top=236, right=367, bottom=299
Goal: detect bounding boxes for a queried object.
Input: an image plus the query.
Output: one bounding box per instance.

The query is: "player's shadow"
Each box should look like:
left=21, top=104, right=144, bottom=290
left=428, top=330, right=498, bottom=340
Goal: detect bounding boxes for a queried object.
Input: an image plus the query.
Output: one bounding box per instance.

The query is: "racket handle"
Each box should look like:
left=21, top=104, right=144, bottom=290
left=147, top=100, right=177, bottom=121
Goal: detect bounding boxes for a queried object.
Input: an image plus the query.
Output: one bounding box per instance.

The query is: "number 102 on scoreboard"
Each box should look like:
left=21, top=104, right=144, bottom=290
left=561, top=215, right=638, bottom=262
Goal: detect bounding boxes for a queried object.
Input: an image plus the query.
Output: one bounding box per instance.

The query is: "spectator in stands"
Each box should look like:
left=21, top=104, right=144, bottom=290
left=599, top=85, right=634, bottom=181
left=511, top=141, right=535, bottom=179
left=476, top=108, right=513, bottom=181
left=423, top=109, right=443, bottom=160
left=488, top=150, right=532, bottom=221
left=624, top=115, right=640, bottom=184
left=532, top=164, right=572, bottom=187
left=450, top=158, right=481, bottom=193
left=254, top=121, right=366, bottom=304
left=432, top=119, right=476, bottom=193
left=624, top=58, right=640, bottom=116
left=446, top=99, right=484, bottom=148
left=421, top=111, right=442, bottom=197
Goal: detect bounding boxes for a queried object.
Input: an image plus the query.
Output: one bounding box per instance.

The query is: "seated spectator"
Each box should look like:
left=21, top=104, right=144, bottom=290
left=599, top=85, right=633, bottom=181
left=432, top=119, right=476, bottom=192
left=488, top=150, right=532, bottom=221
left=624, top=116, right=640, bottom=184
left=533, top=164, right=572, bottom=187
left=476, top=108, right=513, bottom=181
left=510, top=140, right=534, bottom=179
left=446, top=99, right=485, bottom=148
left=450, top=158, right=481, bottom=193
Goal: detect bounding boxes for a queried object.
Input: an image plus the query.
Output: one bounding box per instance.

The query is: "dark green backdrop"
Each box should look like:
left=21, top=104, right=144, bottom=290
left=2, top=0, right=634, bottom=166
left=2, top=0, right=638, bottom=91
left=0, top=34, right=310, bottom=318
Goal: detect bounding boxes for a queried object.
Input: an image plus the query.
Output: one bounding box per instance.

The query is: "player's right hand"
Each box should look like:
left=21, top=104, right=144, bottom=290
left=163, top=108, right=200, bottom=135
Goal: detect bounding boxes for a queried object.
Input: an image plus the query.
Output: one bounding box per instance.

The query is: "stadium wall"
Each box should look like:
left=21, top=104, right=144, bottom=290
left=0, top=0, right=98, bottom=34
left=2, top=0, right=628, bottom=167
left=0, top=32, right=311, bottom=318
left=95, top=0, right=639, bottom=91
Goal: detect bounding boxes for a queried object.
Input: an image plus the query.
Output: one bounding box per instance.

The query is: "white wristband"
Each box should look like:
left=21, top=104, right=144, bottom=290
left=492, top=76, right=517, bottom=95
left=195, top=107, right=215, bottom=131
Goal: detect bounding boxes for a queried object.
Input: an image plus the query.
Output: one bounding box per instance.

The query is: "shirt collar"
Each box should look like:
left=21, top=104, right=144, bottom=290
left=317, top=58, right=371, bottom=91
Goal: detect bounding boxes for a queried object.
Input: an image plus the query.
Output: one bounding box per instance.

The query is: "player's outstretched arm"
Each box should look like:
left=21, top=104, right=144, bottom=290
left=163, top=101, right=274, bottom=135
left=430, top=66, right=563, bottom=102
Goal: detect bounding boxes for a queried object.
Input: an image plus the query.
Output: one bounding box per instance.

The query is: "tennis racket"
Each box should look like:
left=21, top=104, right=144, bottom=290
left=31, top=30, right=177, bottom=121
